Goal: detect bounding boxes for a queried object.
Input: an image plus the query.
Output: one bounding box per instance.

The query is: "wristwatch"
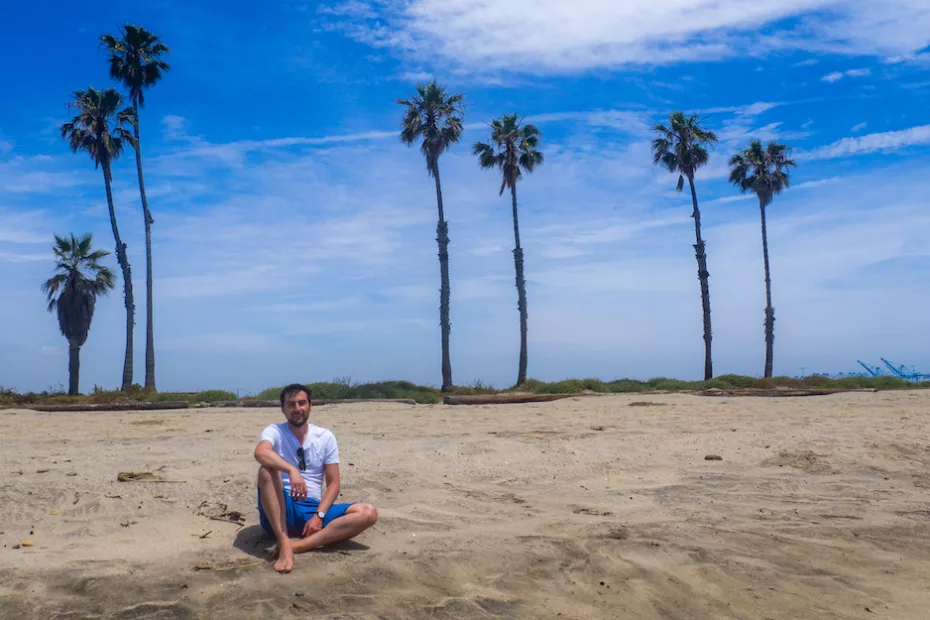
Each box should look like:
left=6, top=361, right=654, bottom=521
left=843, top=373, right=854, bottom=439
left=316, top=510, right=326, bottom=520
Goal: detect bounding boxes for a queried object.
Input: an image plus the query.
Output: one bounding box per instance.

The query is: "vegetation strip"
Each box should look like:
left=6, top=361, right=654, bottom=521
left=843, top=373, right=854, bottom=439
left=3, top=375, right=926, bottom=411
left=443, top=393, right=602, bottom=406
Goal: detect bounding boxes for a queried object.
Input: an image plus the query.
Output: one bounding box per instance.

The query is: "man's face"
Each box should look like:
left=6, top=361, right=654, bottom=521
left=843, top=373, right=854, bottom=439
left=282, top=390, right=311, bottom=427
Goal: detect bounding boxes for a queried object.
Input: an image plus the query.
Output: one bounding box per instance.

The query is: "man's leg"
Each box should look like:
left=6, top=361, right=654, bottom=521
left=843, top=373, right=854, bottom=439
left=290, top=503, right=378, bottom=553
left=257, top=466, right=295, bottom=573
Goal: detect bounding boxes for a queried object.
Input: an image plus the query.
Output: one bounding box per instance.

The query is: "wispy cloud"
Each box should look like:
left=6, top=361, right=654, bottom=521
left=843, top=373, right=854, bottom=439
left=322, top=1, right=930, bottom=73
left=528, top=109, right=655, bottom=135
left=805, top=125, right=930, bottom=159
left=851, top=122, right=868, bottom=132
left=821, top=67, right=871, bottom=82
left=162, top=115, right=189, bottom=141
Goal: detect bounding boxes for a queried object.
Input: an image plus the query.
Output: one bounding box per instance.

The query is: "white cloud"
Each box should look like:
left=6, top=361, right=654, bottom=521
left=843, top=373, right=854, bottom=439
left=162, top=115, right=189, bottom=141
left=322, top=0, right=930, bottom=73
left=793, top=177, right=841, bottom=190
left=805, top=125, right=930, bottom=159
left=0, top=251, right=47, bottom=263
left=821, top=67, right=871, bottom=82
left=540, top=246, right=589, bottom=260
left=0, top=207, right=53, bottom=244
left=528, top=109, right=655, bottom=136
left=396, top=70, right=433, bottom=82
left=467, top=245, right=505, bottom=257
left=851, top=122, right=867, bottom=132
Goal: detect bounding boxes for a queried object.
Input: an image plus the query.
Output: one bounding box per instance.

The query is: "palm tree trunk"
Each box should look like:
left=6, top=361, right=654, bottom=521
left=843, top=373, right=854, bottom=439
left=432, top=165, right=453, bottom=391
left=102, top=160, right=135, bottom=391
left=759, top=200, right=775, bottom=378
left=510, top=184, right=528, bottom=387
left=68, top=341, right=80, bottom=396
left=133, top=104, right=156, bottom=391
left=687, top=174, right=713, bottom=380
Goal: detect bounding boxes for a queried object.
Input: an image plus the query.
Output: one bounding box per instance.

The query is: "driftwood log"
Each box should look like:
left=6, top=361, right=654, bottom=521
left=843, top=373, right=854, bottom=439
left=443, top=392, right=600, bottom=406
left=206, top=398, right=418, bottom=408
left=28, top=401, right=190, bottom=412
left=25, top=398, right=418, bottom=412
left=698, top=388, right=878, bottom=398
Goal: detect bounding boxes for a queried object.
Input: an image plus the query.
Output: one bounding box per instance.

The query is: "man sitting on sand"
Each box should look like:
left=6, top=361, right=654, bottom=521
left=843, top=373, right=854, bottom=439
left=254, top=383, right=378, bottom=573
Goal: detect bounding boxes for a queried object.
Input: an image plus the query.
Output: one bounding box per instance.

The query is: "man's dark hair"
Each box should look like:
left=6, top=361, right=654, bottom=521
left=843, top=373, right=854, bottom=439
left=280, top=383, right=312, bottom=406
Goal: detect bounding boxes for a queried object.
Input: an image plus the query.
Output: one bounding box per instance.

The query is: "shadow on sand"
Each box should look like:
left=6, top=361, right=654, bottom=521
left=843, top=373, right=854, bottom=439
left=233, top=524, right=370, bottom=561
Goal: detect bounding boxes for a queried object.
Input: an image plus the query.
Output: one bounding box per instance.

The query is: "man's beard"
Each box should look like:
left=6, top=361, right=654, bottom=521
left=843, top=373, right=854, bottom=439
left=288, top=413, right=308, bottom=427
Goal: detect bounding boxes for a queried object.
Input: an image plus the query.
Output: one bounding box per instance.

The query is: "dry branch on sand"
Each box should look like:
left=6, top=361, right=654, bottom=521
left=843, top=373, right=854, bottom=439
left=443, top=392, right=603, bottom=406
left=698, top=388, right=878, bottom=398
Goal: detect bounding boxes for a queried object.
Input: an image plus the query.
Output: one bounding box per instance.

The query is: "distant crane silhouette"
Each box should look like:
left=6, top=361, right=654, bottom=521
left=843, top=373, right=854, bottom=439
left=856, top=361, right=885, bottom=377
left=880, top=358, right=930, bottom=383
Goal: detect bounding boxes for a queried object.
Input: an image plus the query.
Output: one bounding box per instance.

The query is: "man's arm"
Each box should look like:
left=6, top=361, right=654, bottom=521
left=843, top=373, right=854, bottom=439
left=319, top=463, right=341, bottom=513
left=301, top=463, right=340, bottom=537
left=254, top=440, right=308, bottom=500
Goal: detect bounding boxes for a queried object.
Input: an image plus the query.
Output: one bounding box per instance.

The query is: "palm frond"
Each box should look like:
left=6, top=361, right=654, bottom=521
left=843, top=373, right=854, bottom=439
left=397, top=81, right=465, bottom=175
left=43, top=233, right=115, bottom=342
left=102, top=24, right=171, bottom=107
left=728, top=140, right=798, bottom=206
left=652, top=111, right=717, bottom=181
left=474, top=114, right=544, bottom=194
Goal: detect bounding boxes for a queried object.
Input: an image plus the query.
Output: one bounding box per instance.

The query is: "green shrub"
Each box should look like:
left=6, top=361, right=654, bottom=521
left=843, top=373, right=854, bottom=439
left=647, top=378, right=696, bottom=391
left=579, top=378, right=609, bottom=393
left=193, top=390, right=238, bottom=403
left=511, top=378, right=545, bottom=392
left=535, top=380, right=586, bottom=394
left=714, top=374, right=761, bottom=389
left=604, top=379, right=648, bottom=393
left=254, top=380, right=441, bottom=404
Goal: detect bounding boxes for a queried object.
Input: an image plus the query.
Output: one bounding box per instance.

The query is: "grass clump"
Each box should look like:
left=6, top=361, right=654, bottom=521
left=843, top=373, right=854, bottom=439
left=646, top=377, right=696, bottom=391
left=604, top=379, right=649, bottom=393
left=255, top=379, right=441, bottom=404
left=511, top=378, right=545, bottom=392
left=535, top=379, right=586, bottom=394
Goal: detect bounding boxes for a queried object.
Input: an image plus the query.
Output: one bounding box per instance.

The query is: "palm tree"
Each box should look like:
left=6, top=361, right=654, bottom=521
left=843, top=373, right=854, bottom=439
left=473, top=114, right=544, bottom=387
left=652, top=112, right=719, bottom=380
left=101, top=25, right=170, bottom=392
left=42, top=234, right=116, bottom=395
left=397, top=81, right=464, bottom=392
left=728, top=140, right=797, bottom=378
left=61, top=87, right=136, bottom=391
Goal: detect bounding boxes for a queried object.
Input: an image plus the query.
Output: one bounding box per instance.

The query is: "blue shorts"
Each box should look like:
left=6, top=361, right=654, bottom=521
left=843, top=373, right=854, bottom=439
left=257, top=488, right=354, bottom=537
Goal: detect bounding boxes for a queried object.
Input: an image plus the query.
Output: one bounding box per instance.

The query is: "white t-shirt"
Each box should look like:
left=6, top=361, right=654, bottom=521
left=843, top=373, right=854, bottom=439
left=259, top=422, right=339, bottom=500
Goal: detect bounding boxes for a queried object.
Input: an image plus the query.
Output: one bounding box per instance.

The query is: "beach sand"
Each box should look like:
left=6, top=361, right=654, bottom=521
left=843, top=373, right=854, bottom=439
left=1, top=390, right=929, bottom=619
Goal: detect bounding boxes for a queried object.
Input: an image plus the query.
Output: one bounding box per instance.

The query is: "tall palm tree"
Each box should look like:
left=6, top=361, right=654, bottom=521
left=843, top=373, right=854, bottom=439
left=61, top=87, right=136, bottom=391
left=473, top=114, right=544, bottom=387
left=652, top=111, right=718, bottom=381
left=101, top=24, right=170, bottom=392
left=397, top=81, right=464, bottom=392
left=42, top=234, right=116, bottom=395
left=728, top=140, right=797, bottom=378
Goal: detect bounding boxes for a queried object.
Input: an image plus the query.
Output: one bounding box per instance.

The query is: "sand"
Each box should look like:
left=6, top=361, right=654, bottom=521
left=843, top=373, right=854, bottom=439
left=1, top=390, right=929, bottom=619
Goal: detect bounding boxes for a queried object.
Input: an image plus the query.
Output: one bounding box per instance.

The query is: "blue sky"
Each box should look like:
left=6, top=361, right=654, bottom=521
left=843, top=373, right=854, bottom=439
left=2, top=0, right=930, bottom=393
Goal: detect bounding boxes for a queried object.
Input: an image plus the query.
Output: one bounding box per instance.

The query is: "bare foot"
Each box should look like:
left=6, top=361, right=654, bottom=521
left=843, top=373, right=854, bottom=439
left=273, top=541, right=294, bottom=573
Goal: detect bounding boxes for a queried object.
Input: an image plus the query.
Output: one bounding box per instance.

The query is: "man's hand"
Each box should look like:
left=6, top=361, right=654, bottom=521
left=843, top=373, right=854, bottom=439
left=302, top=514, right=323, bottom=537
left=289, top=468, right=308, bottom=500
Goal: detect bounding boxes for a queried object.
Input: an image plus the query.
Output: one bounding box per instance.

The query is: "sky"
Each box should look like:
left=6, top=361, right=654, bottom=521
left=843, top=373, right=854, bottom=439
left=2, top=0, right=930, bottom=394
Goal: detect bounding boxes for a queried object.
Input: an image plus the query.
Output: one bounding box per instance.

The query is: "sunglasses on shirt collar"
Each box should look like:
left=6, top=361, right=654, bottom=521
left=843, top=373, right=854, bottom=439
left=296, top=447, right=306, bottom=471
